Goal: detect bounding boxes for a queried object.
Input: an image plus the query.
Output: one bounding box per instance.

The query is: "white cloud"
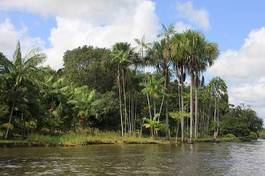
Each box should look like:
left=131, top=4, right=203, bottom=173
left=176, top=1, right=210, bottom=30
left=209, top=27, right=265, bottom=120
left=0, top=0, right=140, bottom=24
left=0, top=19, right=44, bottom=58
left=0, top=0, right=160, bottom=69
left=174, top=21, right=191, bottom=33
left=209, top=27, right=265, bottom=82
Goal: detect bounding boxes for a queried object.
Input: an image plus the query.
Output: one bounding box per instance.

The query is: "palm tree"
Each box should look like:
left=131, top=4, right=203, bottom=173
left=208, top=77, right=227, bottom=140
left=181, top=30, right=218, bottom=141
left=141, top=74, right=165, bottom=137
left=169, top=111, right=190, bottom=141
left=146, top=38, right=173, bottom=138
left=194, top=42, right=218, bottom=139
left=0, top=41, right=45, bottom=138
left=134, top=35, right=151, bottom=63
left=171, top=33, right=188, bottom=142
left=158, top=24, right=176, bottom=138
left=67, top=86, right=96, bottom=128
left=111, top=42, right=133, bottom=136
left=141, top=74, right=165, bottom=119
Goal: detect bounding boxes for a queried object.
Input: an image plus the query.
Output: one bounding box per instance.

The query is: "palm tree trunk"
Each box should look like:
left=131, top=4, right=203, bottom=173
left=153, top=100, right=156, bottom=117
left=189, top=73, right=194, bottom=142
left=213, top=97, right=217, bottom=140
left=5, top=102, right=15, bottom=139
left=117, top=66, right=124, bottom=137
left=180, top=66, right=184, bottom=142
left=164, top=64, right=170, bottom=139
left=158, top=95, right=165, bottom=122
left=128, top=92, right=131, bottom=135
left=122, top=68, right=128, bottom=134
left=147, top=94, right=152, bottom=120
left=195, top=87, right=198, bottom=139
left=134, top=100, right=137, bottom=131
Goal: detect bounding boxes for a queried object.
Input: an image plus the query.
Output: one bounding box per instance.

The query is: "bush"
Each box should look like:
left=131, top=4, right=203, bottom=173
left=258, top=130, right=265, bottom=139
left=240, top=132, right=258, bottom=141
left=224, top=133, right=236, bottom=138
left=248, top=132, right=258, bottom=140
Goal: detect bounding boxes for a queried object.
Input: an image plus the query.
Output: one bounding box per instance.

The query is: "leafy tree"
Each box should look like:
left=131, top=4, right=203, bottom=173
left=63, top=46, right=115, bottom=92
left=221, top=105, right=263, bottom=137
left=208, top=77, right=228, bottom=139
left=0, top=42, right=45, bottom=138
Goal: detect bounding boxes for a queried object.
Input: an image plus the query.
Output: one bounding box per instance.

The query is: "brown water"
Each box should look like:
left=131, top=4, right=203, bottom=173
left=1, top=140, right=265, bottom=176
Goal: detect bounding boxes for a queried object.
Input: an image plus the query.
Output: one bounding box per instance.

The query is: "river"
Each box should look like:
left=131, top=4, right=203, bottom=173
left=1, top=140, right=265, bottom=175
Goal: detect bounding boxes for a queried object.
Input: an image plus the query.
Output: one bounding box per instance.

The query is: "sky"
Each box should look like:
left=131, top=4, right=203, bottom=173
left=1, top=0, right=265, bottom=120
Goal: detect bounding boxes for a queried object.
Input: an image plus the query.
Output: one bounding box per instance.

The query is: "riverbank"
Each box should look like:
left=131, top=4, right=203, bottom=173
left=0, top=133, right=168, bottom=147
left=0, top=132, right=256, bottom=148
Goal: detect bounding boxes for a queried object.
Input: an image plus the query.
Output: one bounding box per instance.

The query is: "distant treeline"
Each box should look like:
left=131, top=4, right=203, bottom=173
left=0, top=28, right=263, bottom=141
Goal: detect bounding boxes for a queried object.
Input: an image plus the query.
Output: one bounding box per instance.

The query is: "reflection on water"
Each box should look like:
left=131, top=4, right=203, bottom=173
left=1, top=140, right=265, bottom=175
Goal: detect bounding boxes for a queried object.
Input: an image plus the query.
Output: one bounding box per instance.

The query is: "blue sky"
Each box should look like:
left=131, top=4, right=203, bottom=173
left=155, top=0, right=265, bottom=51
left=1, top=0, right=265, bottom=51
left=1, top=0, right=265, bottom=119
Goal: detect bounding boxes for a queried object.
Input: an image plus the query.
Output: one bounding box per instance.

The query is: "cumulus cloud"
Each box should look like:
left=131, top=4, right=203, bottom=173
left=209, top=27, right=265, bottom=119
left=176, top=1, right=210, bottom=30
left=174, top=21, right=192, bottom=33
left=0, top=0, right=160, bottom=69
left=0, top=0, right=140, bottom=24
left=0, top=19, right=44, bottom=58
left=210, top=28, right=265, bottom=82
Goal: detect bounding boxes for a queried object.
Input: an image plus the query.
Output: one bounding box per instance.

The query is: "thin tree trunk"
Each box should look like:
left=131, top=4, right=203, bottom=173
left=189, top=73, right=194, bottom=142
left=153, top=100, right=156, bottom=118
left=180, top=66, right=184, bottom=142
left=122, top=68, right=128, bottom=135
left=176, top=120, right=180, bottom=141
left=195, top=87, right=198, bottom=139
left=164, top=60, right=170, bottom=139
left=130, top=95, right=133, bottom=133
left=128, top=92, right=131, bottom=135
left=134, top=100, right=137, bottom=131
left=5, top=102, right=15, bottom=139
left=158, top=95, right=165, bottom=122
left=147, top=94, right=152, bottom=120
left=117, top=66, right=124, bottom=137
left=213, top=97, right=217, bottom=140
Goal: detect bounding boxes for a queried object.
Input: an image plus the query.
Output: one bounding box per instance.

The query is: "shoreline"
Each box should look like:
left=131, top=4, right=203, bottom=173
left=0, top=135, right=257, bottom=148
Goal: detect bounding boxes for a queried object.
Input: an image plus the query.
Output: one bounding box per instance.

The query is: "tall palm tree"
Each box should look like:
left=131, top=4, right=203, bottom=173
left=134, top=35, right=151, bottom=62
left=146, top=40, right=169, bottom=133
left=141, top=74, right=164, bottom=136
left=208, top=77, right=227, bottom=140
left=158, top=24, right=176, bottom=138
left=171, top=33, right=187, bottom=142
left=0, top=41, right=45, bottom=138
left=194, top=42, right=218, bottom=139
left=181, top=30, right=218, bottom=141
left=111, top=42, right=133, bottom=136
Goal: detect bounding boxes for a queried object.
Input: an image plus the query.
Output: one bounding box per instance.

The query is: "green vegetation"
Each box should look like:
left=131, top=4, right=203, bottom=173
left=0, top=28, right=263, bottom=146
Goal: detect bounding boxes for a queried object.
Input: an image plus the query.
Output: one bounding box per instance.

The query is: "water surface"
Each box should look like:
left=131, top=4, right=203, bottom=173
left=1, top=140, right=265, bottom=175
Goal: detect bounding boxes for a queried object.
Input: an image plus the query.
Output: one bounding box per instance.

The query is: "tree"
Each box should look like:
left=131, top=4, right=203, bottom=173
left=171, top=33, right=188, bottom=142
left=63, top=46, right=115, bottom=93
left=147, top=39, right=171, bottom=138
left=157, top=24, right=176, bottom=138
left=221, top=105, right=263, bottom=137
left=169, top=111, right=190, bottom=141
left=134, top=35, right=151, bottom=71
left=0, top=42, right=45, bottom=138
left=111, top=42, right=134, bottom=136
left=208, top=77, right=228, bottom=140
left=181, top=30, right=218, bottom=141
left=66, top=86, right=96, bottom=129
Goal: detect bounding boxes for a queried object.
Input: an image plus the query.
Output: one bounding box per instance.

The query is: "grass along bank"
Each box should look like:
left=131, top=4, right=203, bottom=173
left=1, top=131, right=258, bottom=147
left=0, top=132, right=169, bottom=147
